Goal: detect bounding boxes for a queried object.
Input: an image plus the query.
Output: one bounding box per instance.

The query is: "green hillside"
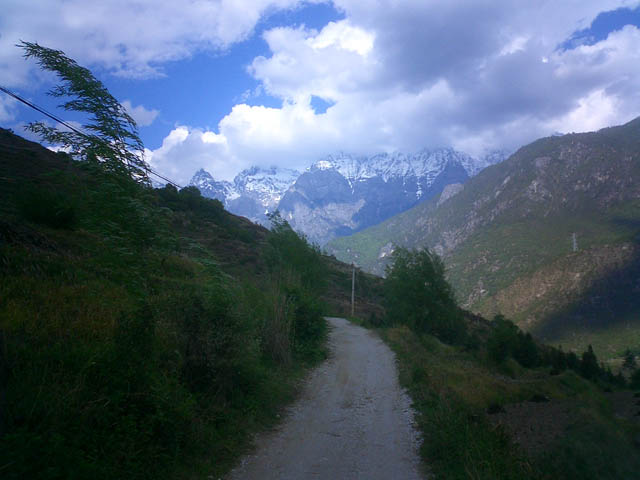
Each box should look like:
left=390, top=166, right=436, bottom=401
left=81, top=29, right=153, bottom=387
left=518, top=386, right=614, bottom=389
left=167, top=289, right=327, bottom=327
left=328, top=118, right=640, bottom=358
left=0, top=128, right=372, bottom=479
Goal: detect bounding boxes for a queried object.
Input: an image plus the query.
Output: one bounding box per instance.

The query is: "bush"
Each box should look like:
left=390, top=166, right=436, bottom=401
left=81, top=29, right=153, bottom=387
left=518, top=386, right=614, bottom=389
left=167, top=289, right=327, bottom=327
left=18, top=185, right=77, bottom=229
left=384, top=247, right=466, bottom=344
left=487, top=315, right=539, bottom=367
left=487, top=315, right=519, bottom=364
left=580, top=345, right=600, bottom=380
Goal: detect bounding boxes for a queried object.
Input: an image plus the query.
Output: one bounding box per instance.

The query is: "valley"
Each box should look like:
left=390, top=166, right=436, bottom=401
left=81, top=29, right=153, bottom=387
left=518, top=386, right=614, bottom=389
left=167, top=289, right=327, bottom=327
left=328, top=118, right=640, bottom=360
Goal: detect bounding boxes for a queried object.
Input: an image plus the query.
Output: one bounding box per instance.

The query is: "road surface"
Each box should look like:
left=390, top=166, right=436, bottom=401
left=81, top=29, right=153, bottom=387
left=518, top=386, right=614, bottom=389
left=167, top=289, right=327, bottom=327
left=227, top=317, right=424, bottom=479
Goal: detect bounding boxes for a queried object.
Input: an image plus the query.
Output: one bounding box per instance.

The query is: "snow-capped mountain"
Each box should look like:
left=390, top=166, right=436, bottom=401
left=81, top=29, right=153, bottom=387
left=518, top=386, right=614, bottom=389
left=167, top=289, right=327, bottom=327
left=190, top=168, right=236, bottom=203
left=278, top=148, right=506, bottom=244
left=189, top=166, right=299, bottom=225
left=189, top=148, right=506, bottom=242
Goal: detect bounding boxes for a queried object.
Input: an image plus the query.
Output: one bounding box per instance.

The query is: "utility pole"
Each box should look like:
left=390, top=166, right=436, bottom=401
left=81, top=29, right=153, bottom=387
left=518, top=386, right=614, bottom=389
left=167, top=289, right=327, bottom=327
left=351, top=264, right=355, bottom=317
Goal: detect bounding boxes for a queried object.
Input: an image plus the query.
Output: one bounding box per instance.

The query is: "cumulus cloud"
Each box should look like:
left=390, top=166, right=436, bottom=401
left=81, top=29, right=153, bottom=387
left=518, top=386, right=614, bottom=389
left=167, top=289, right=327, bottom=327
left=0, top=95, right=17, bottom=123
left=0, top=0, right=314, bottom=85
left=146, top=126, right=230, bottom=185
left=121, top=100, right=159, bottom=127
left=6, top=0, right=640, bottom=184
left=148, top=1, right=640, bottom=184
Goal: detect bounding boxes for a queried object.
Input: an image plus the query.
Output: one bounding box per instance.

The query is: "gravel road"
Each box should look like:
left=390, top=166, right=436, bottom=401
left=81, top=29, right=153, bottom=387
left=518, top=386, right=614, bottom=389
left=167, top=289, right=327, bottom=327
left=227, top=317, right=424, bottom=479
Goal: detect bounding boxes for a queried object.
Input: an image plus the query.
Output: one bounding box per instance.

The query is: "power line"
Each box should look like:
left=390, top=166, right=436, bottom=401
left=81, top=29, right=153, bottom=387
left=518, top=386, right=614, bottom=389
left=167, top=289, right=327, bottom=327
left=0, top=85, right=182, bottom=188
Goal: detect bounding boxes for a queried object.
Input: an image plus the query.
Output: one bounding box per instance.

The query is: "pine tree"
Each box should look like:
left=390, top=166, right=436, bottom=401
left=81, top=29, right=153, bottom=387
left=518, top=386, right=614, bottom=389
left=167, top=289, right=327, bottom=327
left=580, top=345, right=600, bottom=380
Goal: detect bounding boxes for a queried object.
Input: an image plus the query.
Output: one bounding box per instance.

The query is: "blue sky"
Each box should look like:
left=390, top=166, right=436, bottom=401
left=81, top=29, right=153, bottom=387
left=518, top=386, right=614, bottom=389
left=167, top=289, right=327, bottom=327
left=1, top=1, right=640, bottom=185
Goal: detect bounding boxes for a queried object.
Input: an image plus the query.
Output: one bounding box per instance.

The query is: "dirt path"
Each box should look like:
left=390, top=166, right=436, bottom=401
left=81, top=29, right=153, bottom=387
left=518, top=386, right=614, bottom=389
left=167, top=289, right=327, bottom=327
left=227, top=317, right=424, bottom=479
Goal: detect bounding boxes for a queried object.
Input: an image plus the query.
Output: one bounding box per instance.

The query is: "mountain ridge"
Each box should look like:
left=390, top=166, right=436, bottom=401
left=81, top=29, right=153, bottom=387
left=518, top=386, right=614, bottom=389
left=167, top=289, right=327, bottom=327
left=327, top=117, right=640, bottom=357
left=191, top=148, right=507, bottom=242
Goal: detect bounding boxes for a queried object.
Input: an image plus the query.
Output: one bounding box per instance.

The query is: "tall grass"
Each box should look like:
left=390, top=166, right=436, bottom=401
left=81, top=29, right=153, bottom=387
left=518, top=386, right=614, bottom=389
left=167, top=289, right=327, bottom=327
left=0, top=162, right=329, bottom=479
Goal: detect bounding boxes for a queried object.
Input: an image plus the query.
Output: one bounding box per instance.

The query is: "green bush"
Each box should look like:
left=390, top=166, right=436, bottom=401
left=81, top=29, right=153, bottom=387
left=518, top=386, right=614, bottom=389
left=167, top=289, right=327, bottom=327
left=487, top=315, right=540, bottom=368
left=18, top=185, right=77, bottom=229
left=384, top=247, right=466, bottom=344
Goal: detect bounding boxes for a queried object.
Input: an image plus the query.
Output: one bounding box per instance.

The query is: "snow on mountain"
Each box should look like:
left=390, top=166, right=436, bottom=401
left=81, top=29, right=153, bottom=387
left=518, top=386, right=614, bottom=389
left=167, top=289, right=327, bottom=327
left=189, top=148, right=507, bottom=241
left=277, top=148, right=493, bottom=244
left=189, top=166, right=299, bottom=225
left=189, top=168, right=235, bottom=202
left=233, top=166, right=300, bottom=209
left=304, top=148, right=496, bottom=199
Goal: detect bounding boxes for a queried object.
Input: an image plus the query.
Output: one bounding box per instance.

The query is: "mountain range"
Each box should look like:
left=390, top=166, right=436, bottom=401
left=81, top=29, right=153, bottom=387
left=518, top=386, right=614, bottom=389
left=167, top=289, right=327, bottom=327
left=190, top=165, right=300, bottom=226
left=190, top=148, right=507, bottom=243
left=327, top=117, right=640, bottom=358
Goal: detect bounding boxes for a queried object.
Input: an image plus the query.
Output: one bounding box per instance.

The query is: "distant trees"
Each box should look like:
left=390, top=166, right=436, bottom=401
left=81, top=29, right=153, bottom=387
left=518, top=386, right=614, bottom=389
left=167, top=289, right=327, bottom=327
left=622, top=349, right=637, bottom=370
left=384, top=247, right=466, bottom=343
left=580, top=345, right=600, bottom=380
left=484, top=315, right=630, bottom=388
left=487, top=315, right=539, bottom=367
left=19, top=41, right=148, bottom=180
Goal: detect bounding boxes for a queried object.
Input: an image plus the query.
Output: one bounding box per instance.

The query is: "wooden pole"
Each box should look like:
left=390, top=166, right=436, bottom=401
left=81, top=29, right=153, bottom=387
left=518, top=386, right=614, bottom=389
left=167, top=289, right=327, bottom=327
left=351, top=264, right=355, bottom=317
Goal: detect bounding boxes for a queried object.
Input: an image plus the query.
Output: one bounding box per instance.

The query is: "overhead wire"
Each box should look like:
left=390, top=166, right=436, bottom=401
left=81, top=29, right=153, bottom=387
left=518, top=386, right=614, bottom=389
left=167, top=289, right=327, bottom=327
left=0, top=85, right=183, bottom=188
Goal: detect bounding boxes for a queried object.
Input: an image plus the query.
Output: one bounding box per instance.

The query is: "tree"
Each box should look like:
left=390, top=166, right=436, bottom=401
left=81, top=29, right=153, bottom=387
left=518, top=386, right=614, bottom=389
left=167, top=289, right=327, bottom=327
left=622, top=349, right=637, bottom=370
left=514, top=331, right=539, bottom=368
left=580, top=345, right=600, bottom=380
left=19, top=41, right=148, bottom=180
left=487, top=315, right=519, bottom=364
left=384, top=247, right=466, bottom=343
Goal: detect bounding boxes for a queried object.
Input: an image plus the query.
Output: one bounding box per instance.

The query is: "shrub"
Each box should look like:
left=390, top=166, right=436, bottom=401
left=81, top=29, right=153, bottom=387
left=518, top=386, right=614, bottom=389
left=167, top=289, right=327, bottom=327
left=487, top=315, right=519, bottom=364
left=18, top=185, right=77, bottom=229
left=384, top=247, right=466, bottom=344
left=580, top=345, right=600, bottom=380
left=487, top=315, right=539, bottom=368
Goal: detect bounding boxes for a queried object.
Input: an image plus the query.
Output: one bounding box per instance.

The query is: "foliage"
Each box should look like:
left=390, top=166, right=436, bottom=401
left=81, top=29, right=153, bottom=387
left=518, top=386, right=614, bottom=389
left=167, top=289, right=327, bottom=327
left=622, top=349, right=637, bottom=370
left=17, top=183, right=77, bottom=229
left=487, top=315, right=539, bottom=368
left=580, top=345, right=600, bottom=380
left=259, top=211, right=329, bottom=364
left=266, top=211, right=327, bottom=291
left=0, top=134, right=331, bottom=478
left=384, top=247, right=466, bottom=343
left=20, top=41, right=148, bottom=180
left=384, top=321, right=640, bottom=480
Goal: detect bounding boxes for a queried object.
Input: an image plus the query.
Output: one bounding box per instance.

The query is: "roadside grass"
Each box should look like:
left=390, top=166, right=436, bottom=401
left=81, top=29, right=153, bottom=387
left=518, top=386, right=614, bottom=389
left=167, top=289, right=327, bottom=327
left=0, top=133, right=335, bottom=479
left=0, top=232, right=327, bottom=479
left=379, top=325, right=640, bottom=480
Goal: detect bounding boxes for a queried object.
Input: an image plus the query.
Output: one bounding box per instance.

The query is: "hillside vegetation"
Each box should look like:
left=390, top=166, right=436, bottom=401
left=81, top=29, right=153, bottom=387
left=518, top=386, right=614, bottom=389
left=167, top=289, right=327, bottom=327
left=0, top=128, right=357, bottom=479
left=359, top=246, right=640, bottom=480
left=328, top=118, right=640, bottom=359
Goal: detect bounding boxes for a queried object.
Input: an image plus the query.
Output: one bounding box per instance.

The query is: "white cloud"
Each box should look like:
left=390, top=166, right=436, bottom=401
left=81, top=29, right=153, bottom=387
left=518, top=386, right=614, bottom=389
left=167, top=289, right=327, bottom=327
left=146, top=126, right=230, bottom=185
left=0, top=95, right=17, bottom=123
left=121, top=100, right=159, bottom=127
left=7, top=0, right=640, bottom=184
left=147, top=2, right=640, bottom=183
left=0, top=0, right=312, bottom=85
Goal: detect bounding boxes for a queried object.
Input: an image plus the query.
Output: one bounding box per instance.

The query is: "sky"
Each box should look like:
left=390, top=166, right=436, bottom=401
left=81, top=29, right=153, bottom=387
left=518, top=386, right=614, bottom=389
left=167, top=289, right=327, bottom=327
left=2, top=0, right=640, bottom=186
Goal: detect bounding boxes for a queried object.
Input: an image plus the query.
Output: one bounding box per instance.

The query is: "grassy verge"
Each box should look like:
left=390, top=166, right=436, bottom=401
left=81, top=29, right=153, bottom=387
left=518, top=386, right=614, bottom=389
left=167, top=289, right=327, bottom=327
left=0, top=133, right=332, bottom=479
left=379, top=324, right=640, bottom=479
